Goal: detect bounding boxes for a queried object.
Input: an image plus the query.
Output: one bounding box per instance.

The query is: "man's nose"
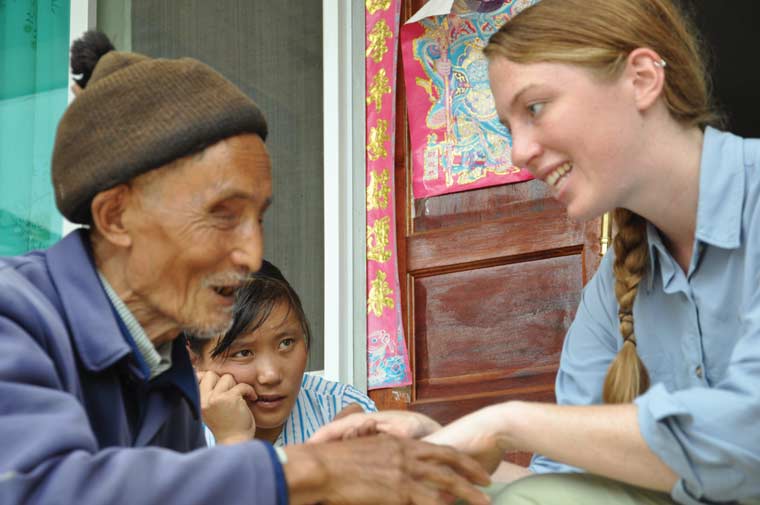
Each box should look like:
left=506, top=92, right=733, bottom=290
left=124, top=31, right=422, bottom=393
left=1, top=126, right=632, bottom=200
left=230, top=219, right=263, bottom=274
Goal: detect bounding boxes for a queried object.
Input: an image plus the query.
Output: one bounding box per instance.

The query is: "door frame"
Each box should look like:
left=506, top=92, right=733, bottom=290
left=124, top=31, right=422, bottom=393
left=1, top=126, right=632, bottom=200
left=322, top=0, right=368, bottom=389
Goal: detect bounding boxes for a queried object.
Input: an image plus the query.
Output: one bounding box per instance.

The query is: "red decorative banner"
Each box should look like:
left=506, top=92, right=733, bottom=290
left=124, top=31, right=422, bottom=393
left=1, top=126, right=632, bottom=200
left=401, top=0, right=537, bottom=199
left=365, top=0, right=412, bottom=389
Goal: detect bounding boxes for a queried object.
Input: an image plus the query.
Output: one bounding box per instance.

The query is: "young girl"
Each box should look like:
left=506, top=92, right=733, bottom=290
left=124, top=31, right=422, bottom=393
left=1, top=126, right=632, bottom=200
left=313, top=1, right=760, bottom=503
left=187, top=260, right=376, bottom=446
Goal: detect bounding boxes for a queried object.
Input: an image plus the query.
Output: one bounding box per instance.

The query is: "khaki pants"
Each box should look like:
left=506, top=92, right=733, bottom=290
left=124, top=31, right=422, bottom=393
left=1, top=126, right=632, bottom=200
left=478, top=473, right=760, bottom=505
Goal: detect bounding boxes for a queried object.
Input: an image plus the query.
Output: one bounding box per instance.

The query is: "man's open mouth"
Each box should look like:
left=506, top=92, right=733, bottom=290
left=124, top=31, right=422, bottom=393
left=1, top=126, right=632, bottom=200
left=212, top=285, right=237, bottom=298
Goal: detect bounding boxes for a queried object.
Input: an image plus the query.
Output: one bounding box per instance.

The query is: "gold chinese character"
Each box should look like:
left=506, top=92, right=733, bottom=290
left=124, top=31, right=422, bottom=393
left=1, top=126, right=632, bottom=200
left=367, top=69, right=392, bottom=113
left=368, top=270, right=394, bottom=317
left=366, top=0, right=391, bottom=15
left=368, top=119, right=389, bottom=161
left=367, top=169, right=391, bottom=211
left=367, top=216, right=392, bottom=263
left=366, top=19, right=392, bottom=64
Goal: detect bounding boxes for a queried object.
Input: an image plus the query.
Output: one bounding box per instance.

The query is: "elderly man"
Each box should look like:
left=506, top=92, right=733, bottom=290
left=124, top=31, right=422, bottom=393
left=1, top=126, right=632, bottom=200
left=0, top=32, right=490, bottom=505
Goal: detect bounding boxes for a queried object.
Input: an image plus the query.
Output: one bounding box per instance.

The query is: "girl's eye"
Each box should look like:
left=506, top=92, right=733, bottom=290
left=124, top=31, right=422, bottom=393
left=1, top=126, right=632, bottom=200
left=528, top=102, right=545, bottom=117
left=232, top=349, right=253, bottom=358
left=279, top=338, right=295, bottom=350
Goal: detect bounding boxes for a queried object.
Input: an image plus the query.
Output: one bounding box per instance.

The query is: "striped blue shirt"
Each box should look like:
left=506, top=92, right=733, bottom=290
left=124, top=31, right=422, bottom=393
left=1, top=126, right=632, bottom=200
left=205, top=373, right=377, bottom=447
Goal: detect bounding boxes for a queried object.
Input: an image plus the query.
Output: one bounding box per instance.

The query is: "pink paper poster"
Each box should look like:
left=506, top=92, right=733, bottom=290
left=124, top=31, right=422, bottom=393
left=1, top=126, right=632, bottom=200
left=401, top=0, right=537, bottom=198
left=365, top=0, right=413, bottom=390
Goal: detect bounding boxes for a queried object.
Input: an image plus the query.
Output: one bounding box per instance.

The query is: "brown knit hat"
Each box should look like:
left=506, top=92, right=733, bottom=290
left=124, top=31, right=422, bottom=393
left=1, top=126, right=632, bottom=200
left=52, top=34, right=268, bottom=224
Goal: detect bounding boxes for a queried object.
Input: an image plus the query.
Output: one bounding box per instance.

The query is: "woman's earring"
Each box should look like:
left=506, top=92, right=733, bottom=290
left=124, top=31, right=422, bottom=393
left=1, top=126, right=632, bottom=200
left=654, top=59, right=667, bottom=68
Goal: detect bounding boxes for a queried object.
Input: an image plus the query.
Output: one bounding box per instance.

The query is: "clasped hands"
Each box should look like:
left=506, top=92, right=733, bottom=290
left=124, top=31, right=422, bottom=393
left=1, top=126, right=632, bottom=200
left=308, top=405, right=509, bottom=475
left=195, top=371, right=499, bottom=505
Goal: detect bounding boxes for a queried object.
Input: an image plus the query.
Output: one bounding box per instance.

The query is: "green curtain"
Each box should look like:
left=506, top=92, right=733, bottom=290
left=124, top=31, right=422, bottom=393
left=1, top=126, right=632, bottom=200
left=0, top=0, right=68, bottom=255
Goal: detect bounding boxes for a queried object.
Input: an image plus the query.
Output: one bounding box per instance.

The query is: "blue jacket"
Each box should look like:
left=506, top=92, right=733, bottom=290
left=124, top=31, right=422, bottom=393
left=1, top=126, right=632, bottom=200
left=0, top=230, right=280, bottom=504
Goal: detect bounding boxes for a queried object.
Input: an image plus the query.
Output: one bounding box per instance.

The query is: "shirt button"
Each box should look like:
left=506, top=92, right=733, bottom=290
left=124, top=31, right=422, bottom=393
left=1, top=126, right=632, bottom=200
left=695, top=365, right=703, bottom=378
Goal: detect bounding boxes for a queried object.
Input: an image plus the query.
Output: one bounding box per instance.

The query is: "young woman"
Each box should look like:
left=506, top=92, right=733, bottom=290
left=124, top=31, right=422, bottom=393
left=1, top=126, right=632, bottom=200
left=187, top=260, right=376, bottom=446
left=312, top=1, right=760, bottom=503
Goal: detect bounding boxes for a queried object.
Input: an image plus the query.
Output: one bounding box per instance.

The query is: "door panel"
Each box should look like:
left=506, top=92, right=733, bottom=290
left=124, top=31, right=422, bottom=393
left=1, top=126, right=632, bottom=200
left=370, top=1, right=602, bottom=468
left=414, top=255, right=582, bottom=403
left=408, top=191, right=583, bottom=271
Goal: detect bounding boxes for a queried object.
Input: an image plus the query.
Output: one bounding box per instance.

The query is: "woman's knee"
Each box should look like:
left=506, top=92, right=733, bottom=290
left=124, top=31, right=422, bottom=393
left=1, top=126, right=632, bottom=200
left=490, top=473, right=675, bottom=505
left=491, top=474, right=577, bottom=505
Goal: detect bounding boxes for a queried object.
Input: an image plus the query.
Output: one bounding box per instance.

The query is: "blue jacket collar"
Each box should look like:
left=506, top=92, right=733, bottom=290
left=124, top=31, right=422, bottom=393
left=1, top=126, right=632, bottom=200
left=46, top=229, right=131, bottom=372
left=45, top=229, right=200, bottom=415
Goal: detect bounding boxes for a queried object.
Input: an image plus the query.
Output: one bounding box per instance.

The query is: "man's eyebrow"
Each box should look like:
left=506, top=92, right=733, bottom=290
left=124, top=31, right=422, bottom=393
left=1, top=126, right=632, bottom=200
left=210, top=191, right=272, bottom=209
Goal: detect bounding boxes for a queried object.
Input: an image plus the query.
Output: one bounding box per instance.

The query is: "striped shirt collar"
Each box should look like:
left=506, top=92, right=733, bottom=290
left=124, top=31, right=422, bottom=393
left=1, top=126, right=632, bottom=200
left=97, top=272, right=173, bottom=379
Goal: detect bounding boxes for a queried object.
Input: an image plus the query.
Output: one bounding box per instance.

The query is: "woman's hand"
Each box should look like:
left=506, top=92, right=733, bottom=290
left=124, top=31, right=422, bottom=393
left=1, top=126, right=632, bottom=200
left=308, top=410, right=442, bottom=443
left=197, top=370, right=257, bottom=445
left=423, top=405, right=511, bottom=474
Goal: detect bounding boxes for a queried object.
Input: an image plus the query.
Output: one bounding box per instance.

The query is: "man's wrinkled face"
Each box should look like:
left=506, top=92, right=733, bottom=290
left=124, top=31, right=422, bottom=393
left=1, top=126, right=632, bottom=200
left=124, top=133, right=272, bottom=340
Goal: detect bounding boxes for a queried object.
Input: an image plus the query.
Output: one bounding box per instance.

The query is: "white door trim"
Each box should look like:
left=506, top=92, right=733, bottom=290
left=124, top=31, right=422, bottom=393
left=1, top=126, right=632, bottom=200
left=62, top=0, right=96, bottom=237
left=322, top=0, right=367, bottom=390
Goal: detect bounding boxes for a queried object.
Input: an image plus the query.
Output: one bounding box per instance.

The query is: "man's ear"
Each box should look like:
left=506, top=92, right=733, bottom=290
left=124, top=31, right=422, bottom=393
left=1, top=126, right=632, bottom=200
left=90, top=185, right=133, bottom=248
left=626, top=47, right=667, bottom=113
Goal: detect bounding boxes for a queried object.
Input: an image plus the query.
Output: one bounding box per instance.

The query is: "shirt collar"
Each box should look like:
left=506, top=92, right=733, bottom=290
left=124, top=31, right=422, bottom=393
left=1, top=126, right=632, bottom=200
left=97, top=272, right=173, bottom=379
left=694, top=127, right=744, bottom=249
left=151, top=336, right=201, bottom=417
left=645, top=127, right=745, bottom=289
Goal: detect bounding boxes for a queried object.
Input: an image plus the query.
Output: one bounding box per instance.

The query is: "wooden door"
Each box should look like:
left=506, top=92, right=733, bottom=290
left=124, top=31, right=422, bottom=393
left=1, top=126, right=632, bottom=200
left=369, top=0, right=603, bottom=465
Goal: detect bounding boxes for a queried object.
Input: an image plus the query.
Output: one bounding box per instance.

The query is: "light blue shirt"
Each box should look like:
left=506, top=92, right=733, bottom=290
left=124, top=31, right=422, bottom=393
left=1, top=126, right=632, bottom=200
left=205, top=372, right=377, bottom=447
left=530, top=128, right=760, bottom=505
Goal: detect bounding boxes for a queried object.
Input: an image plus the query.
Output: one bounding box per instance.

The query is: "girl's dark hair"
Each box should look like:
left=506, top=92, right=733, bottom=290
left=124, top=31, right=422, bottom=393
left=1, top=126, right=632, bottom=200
left=71, top=30, right=115, bottom=89
left=187, top=260, right=311, bottom=358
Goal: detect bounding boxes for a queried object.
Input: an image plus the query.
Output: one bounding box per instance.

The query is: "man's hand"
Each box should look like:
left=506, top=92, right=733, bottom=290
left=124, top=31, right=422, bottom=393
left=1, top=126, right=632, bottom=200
left=283, top=434, right=491, bottom=505
left=197, top=370, right=257, bottom=445
left=308, top=410, right=442, bottom=443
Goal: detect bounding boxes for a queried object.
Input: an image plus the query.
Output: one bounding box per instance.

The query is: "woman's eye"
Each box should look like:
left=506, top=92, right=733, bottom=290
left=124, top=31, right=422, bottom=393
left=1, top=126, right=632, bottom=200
left=528, top=102, right=544, bottom=117
left=232, top=349, right=253, bottom=358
